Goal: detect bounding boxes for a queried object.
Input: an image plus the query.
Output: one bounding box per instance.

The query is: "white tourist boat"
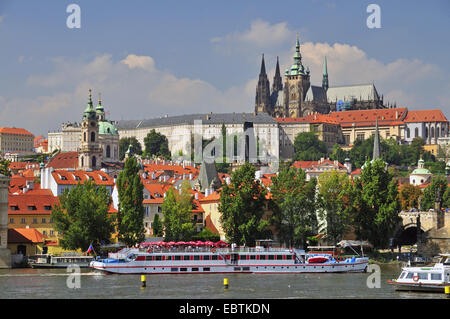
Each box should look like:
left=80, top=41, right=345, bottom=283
left=387, top=254, right=450, bottom=292
left=29, top=254, right=94, bottom=269
left=89, top=245, right=369, bottom=275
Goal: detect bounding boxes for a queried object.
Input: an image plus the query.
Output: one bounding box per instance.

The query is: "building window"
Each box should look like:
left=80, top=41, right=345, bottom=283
left=91, top=132, right=95, bottom=142
left=21, top=218, right=26, bottom=224
left=415, top=127, right=419, bottom=138
left=406, top=128, right=410, bottom=138
left=9, top=218, right=14, bottom=224
left=357, top=133, right=365, bottom=141
left=42, top=218, right=46, bottom=223
left=106, top=145, right=111, bottom=158
left=92, top=156, right=97, bottom=168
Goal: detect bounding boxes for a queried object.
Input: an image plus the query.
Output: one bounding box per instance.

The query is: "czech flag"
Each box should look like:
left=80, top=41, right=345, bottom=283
left=86, top=245, right=94, bottom=254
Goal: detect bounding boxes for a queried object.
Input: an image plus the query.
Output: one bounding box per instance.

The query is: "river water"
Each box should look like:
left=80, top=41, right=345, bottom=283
left=0, top=264, right=445, bottom=299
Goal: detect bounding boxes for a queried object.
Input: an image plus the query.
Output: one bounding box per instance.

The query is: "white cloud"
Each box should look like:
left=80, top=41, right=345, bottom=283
left=1, top=54, right=254, bottom=134
left=211, top=19, right=296, bottom=54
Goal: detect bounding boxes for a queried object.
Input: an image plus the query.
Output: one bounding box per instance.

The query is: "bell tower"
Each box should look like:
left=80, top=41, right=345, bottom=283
left=283, top=36, right=311, bottom=117
left=78, top=89, right=102, bottom=170
left=255, top=54, right=271, bottom=114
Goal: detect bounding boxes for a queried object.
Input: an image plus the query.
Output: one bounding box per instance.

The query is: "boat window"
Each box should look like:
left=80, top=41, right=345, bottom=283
left=399, top=271, right=407, bottom=279
left=203, top=255, right=210, bottom=260
left=259, top=255, right=267, bottom=260
left=268, top=255, right=275, bottom=260
left=128, top=254, right=137, bottom=261
left=203, top=267, right=210, bottom=271
left=145, top=256, right=152, bottom=261
left=171, top=268, right=178, bottom=272
left=166, top=256, right=172, bottom=260
left=243, top=267, right=250, bottom=271
left=405, top=272, right=414, bottom=279
left=285, top=255, right=293, bottom=260
left=211, top=255, right=218, bottom=260
left=430, top=273, right=442, bottom=281
left=175, top=255, right=181, bottom=261
left=417, top=273, right=428, bottom=280
left=183, top=255, right=190, bottom=261
left=276, top=255, right=283, bottom=260
left=240, top=255, right=247, bottom=260
left=193, top=255, right=200, bottom=260
left=180, top=268, right=187, bottom=272
left=155, top=256, right=162, bottom=261
left=250, top=255, right=256, bottom=260
left=192, top=268, right=199, bottom=271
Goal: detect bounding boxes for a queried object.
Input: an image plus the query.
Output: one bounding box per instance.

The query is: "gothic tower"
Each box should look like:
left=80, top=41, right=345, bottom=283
left=322, top=56, right=329, bottom=92
left=255, top=54, right=271, bottom=114
left=78, top=89, right=102, bottom=170
left=272, top=56, right=283, bottom=92
left=283, top=36, right=311, bottom=117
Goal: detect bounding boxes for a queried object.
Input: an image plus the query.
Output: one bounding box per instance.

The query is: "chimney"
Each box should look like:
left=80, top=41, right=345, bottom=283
left=195, top=193, right=199, bottom=200
left=189, top=173, right=193, bottom=180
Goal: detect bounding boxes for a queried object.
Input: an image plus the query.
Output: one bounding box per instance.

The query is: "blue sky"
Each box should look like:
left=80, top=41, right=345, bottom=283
left=0, top=0, right=449, bottom=135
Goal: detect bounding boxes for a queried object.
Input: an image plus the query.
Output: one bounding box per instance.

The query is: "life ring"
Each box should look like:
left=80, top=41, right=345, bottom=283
left=147, top=248, right=153, bottom=253
left=412, top=275, right=419, bottom=282
left=211, top=248, right=216, bottom=253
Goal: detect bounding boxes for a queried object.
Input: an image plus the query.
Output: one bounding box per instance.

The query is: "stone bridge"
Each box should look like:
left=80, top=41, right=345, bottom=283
left=394, top=210, right=450, bottom=254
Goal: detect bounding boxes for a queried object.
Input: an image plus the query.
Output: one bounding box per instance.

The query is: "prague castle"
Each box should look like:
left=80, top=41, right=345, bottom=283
left=255, top=36, right=386, bottom=118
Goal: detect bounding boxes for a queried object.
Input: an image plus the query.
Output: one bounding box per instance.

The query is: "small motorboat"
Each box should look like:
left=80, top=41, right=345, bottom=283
left=387, top=254, right=450, bottom=293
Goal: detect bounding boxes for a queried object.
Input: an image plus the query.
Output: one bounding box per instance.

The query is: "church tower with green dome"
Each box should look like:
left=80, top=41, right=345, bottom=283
left=78, top=89, right=103, bottom=170
left=96, top=93, right=120, bottom=162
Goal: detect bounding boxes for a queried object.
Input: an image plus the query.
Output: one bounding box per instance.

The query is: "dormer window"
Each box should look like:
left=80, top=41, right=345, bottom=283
left=10, top=205, right=19, bottom=211
left=27, top=205, right=37, bottom=211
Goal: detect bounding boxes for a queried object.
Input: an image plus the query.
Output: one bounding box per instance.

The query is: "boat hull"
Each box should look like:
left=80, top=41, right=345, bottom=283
left=90, top=261, right=369, bottom=275
left=387, top=280, right=450, bottom=293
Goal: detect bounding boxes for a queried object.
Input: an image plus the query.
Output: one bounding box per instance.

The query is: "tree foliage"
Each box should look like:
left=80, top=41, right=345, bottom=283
left=317, top=171, right=353, bottom=245
left=293, top=132, right=327, bottom=161
left=152, top=213, right=163, bottom=237
left=399, top=184, right=423, bottom=211
left=270, top=164, right=318, bottom=248
left=117, top=156, right=145, bottom=246
left=119, top=137, right=142, bottom=160
left=350, top=159, right=401, bottom=248
left=219, top=162, right=270, bottom=246
left=51, top=180, right=114, bottom=252
left=144, top=129, right=171, bottom=159
left=0, top=158, right=11, bottom=176
left=162, top=181, right=195, bottom=241
left=421, top=176, right=447, bottom=211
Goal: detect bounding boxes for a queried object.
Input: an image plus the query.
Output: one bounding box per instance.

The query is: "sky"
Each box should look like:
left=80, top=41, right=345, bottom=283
left=0, top=0, right=449, bottom=136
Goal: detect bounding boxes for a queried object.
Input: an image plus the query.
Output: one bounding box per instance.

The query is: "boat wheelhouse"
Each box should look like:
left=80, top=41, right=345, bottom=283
left=89, top=246, right=369, bottom=275
left=387, top=254, right=450, bottom=293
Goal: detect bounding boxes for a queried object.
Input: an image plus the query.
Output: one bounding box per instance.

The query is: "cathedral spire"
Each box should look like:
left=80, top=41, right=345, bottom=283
left=260, top=54, right=267, bottom=75
left=255, top=54, right=270, bottom=114
left=272, top=56, right=283, bottom=92
left=373, top=117, right=381, bottom=160
left=322, top=56, right=329, bottom=91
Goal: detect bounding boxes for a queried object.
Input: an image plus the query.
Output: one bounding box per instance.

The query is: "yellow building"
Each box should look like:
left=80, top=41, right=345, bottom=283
left=329, top=108, right=407, bottom=146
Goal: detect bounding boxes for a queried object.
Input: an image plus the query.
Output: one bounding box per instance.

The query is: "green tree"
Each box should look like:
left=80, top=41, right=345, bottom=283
left=329, top=144, right=348, bottom=164
left=219, top=162, right=270, bottom=246
left=51, top=180, right=114, bottom=252
left=117, top=156, right=145, bottom=246
left=270, top=164, right=318, bottom=248
left=293, top=132, right=327, bottom=161
left=119, top=137, right=142, bottom=160
left=317, top=171, right=353, bottom=245
left=421, top=176, right=447, bottom=211
left=0, top=158, right=11, bottom=176
left=144, top=129, right=171, bottom=159
left=162, top=181, right=195, bottom=241
left=351, top=159, right=401, bottom=248
left=193, top=228, right=220, bottom=242
left=152, top=213, right=163, bottom=237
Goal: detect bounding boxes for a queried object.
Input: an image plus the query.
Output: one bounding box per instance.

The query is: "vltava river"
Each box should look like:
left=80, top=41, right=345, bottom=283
left=0, top=264, right=445, bottom=299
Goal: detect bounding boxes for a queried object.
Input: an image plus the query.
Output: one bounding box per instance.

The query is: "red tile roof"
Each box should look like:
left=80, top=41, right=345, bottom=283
left=329, top=108, right=408, bottom=127
left=404, top=109, right=449, bottom=123
left=0, top=127, right=34, bottom=136
left=292, top=159, right=346, bottom=170
left=8, top=228, right=47, bottom=244
left=8, top=191, right=59, bottom=215
left=51, top=170, right=114, bottom=186
left=46, top=152, right=79, bottom=169
left=276, top=113, right=339, bottom=125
